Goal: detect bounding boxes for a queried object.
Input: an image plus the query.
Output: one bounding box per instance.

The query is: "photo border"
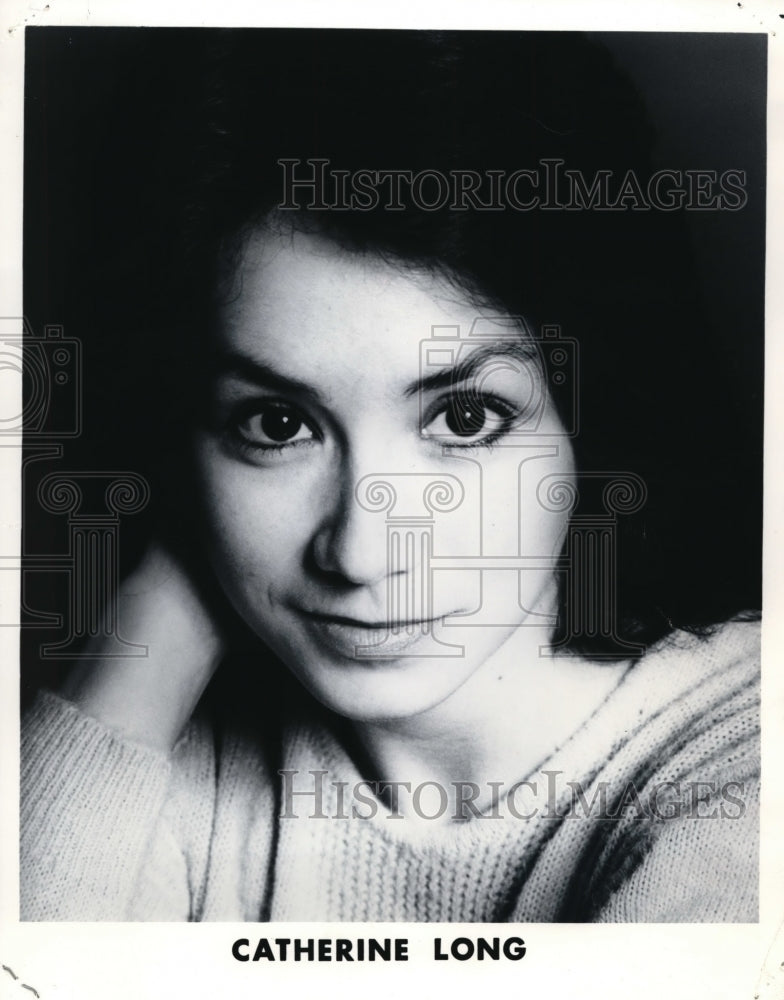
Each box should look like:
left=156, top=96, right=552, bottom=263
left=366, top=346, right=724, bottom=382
left=1, top=2, right=782, bottom=998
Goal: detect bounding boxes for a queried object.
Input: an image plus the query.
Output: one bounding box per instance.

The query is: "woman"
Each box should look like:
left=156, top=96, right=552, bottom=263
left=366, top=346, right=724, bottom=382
left=21, top=29, right=761, bottom=921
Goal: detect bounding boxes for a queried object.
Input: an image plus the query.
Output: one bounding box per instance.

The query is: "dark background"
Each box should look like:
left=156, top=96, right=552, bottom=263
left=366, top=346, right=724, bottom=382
left=21, top=29, right=766, bottom=703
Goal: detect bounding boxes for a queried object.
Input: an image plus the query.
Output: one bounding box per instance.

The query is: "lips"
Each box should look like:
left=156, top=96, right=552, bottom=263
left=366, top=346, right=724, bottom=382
left=297, top=608, right=443, bottom=660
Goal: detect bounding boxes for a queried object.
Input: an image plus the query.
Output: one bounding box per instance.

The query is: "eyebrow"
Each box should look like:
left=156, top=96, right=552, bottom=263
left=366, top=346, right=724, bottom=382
left=212, top=352, right=326, bottom=401
left=212, top=340, right=540, bottom=401
left=403, top=341, right=541, bottom=398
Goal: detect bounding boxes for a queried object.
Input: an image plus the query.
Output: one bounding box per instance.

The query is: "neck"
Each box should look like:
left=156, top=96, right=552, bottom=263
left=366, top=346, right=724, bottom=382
left=350, top=626, right=630, bottom=822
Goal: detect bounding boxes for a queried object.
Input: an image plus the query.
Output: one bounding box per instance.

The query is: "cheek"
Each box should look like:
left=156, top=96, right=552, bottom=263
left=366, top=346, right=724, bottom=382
left=469, top=445, right=575, bottom=556
left=192, top=443, right=317, bottom=585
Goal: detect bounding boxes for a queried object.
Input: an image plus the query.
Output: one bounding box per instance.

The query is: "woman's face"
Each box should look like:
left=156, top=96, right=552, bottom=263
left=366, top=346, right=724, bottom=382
left=193, top=227, right=575, bottom=722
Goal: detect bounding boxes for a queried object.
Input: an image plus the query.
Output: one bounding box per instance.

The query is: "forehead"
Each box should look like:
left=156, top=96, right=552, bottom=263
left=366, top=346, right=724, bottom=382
left=215, top=227, right=523, bottom=395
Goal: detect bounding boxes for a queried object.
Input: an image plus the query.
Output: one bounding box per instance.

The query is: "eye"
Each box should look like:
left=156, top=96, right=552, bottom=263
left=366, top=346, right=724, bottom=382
left=233, top=401, right=316, bottom=449
left=423, top=390, right=516, bottom=448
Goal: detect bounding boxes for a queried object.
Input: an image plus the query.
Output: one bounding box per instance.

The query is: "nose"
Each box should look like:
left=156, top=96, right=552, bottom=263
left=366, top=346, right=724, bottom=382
left=310, top=474, right=395, bottom=587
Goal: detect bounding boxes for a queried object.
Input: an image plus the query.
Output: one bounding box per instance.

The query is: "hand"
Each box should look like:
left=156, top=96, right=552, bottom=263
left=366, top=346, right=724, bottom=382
left=61, top=541, right=229, bottom=751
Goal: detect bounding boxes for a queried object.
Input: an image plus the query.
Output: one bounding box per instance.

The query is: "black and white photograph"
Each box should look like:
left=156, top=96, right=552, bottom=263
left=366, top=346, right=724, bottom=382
left=2, top=2, right=781, bottom=998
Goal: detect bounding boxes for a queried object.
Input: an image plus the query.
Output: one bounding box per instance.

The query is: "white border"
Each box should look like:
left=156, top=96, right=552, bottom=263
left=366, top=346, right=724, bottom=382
left=1, top=2, right=782, bottom=999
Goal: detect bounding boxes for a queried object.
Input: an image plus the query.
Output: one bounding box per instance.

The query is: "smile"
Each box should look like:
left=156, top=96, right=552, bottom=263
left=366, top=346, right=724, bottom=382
left=297, top=609, right=446, bottom=660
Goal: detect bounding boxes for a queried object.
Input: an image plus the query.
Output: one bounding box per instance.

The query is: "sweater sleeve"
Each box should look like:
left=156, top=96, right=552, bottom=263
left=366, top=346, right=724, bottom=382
left=593, top=778, right=759, bottom=922
left=21, top=690, right=188, bottom=921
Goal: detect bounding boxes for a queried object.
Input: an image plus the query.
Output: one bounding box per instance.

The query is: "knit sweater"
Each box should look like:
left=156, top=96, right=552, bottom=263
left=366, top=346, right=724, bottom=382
left=21, top=620, right=760, bottom=922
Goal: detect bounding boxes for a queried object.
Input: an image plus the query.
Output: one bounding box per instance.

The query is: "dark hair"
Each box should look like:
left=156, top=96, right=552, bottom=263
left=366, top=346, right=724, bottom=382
left=25, top=28, right=762, bottom=669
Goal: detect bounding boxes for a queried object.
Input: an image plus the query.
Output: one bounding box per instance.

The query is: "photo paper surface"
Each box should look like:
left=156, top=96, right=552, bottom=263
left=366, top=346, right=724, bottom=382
left=1, top=3, right=782, bottom=999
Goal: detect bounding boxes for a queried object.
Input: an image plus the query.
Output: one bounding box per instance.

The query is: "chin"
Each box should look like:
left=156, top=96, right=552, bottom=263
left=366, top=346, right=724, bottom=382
left=279, top=648, right=481, bottom=724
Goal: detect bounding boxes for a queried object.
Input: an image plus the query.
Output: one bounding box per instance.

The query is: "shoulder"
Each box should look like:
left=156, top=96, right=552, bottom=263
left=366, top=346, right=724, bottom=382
left=22, top=687, right=281, bottom=823
left=640, top=617, right=760, bottom=677
left=522, top=619, right=760, bottom=922
left=586, top=619, right=760, bottom=920
left=609, top=618, right=760, bottom=773
left=591, top=773, right=759, bottom=921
